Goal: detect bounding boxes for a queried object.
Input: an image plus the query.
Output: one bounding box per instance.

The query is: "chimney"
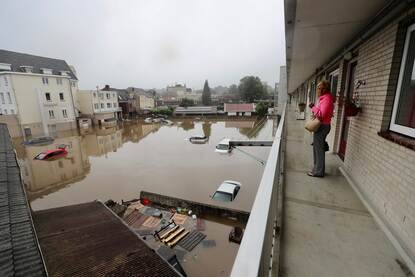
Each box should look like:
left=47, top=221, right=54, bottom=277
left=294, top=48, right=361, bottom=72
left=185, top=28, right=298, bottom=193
left=104, top=85, right=110, bottom=90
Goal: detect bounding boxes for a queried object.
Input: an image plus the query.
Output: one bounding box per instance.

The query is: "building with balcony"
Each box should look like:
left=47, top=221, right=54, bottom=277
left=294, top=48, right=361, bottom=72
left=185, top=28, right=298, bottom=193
left=0, top=49, right=79, bottom=138
left=78, top=86, right=121, bottom=126
left=281, top=0, right=415, bottom=275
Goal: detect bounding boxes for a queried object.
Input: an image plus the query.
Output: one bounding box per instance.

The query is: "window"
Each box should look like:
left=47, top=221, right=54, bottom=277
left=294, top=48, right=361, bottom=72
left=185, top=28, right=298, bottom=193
left=59, top=93, right=64, bottom=101
left=10, top=109, right=14, bottom=114
left=4, top=109, right=7, bottom=115
left=107, top=103, right=111, bottom=108
left=4, top=76, right=8, bottom=86
left=93, top=92, right=96, bottom=97
left=94, top=103, right=99, bottom=109
left=49, top=110, right=55, bottom=119
left=42, top=77, right=49, bottom=84
left=71, top=81, right=76, bottom=87
left=45, top=92, right=51, bottom=101
left=7, top=92, right=11, bottom=104
left=0, top=93, right=4, bottom=104
left=62, top=109, right=68, bottom=118
left=56, top=78, right=63, bottom=85
left=106, top=93, right=110, bottom=99
left=329, top=69, right=339, bottom=97
left=101, top=103, right=104, bottom=108
left=113, top=93, right=115, bottom=98
left=391, top=23, right=415, bottom=137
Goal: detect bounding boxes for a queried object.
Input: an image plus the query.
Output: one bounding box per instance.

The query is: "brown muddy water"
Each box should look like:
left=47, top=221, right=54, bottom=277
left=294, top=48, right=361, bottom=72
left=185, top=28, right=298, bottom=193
left=12, top=117, right=276, bottom=277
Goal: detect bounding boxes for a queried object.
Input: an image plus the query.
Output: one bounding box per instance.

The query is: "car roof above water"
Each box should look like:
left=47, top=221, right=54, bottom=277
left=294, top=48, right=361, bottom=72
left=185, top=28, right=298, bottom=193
left=217, top=181, right=241, bottom=194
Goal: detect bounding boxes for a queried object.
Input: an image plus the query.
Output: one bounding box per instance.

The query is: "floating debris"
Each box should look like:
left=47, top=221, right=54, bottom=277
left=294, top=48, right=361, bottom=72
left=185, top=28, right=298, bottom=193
left=143, top=207, right=162, bottom=217
left=171, top=213, right=188, bottom=225
left=201, top=240, right=216, bottom=248
left=178, top=230, right=206, bottom=251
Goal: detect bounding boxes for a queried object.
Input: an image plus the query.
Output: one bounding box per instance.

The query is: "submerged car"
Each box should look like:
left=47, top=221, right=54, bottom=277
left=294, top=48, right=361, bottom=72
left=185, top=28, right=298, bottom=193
left=189, top=136, right=208, bottom=144
left=34, top=145, right=68, bottom=160
left=211, top=180, right=241, bottom=202
left=215, top=138, right=232, bottom=153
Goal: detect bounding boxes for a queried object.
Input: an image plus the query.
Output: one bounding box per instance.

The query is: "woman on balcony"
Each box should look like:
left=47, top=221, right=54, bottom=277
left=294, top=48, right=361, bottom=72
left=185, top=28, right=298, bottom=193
left=308, top=80, right=334, bottom=177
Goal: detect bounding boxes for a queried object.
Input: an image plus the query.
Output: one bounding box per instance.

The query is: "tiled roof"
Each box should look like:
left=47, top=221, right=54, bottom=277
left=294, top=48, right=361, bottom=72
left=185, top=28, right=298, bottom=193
left=0, top=124, right=47, bottom=277
left=224, top=103, right=255, bottom=112
left=0, top=49, right=77, bottom=80
left=33, top=201, right=182, bottom=277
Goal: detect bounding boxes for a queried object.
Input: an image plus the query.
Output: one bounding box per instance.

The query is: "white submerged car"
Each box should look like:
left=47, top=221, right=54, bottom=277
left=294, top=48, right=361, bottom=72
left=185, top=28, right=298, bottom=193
left=211, top=180, right=241, bottom=202
left=215, top=138, right=232, bottom=153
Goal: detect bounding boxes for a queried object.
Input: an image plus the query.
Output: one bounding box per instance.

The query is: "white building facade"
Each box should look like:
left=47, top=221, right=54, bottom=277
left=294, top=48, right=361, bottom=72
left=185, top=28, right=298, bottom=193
left=0, top=50, right=79, bottom=137
left=78, top=88, right=121, bottom=126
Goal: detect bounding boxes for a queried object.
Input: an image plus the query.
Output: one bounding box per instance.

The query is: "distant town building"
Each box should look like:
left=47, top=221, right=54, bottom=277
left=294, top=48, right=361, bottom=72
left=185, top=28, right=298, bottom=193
left=126, top=87, right=155, bottom=114
left=78, top=85, right=121, bottom=126
left=0, top=49, right=79, bottom=137
left=166, top=83, right=190, bottom=97
left=224, top=103, right=255, bottom=116
left=174, top=106, right=218, bottom=115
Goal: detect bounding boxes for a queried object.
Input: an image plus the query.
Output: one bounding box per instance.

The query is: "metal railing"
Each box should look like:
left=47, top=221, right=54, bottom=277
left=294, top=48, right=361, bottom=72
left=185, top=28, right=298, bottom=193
left=230, top=103, right=286, bottom=277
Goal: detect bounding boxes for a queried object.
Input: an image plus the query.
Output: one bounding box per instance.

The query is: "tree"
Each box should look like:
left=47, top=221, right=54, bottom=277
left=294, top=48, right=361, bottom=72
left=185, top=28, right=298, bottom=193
left=202, top=80, right=212, bottom=105
left=255, top=102, right=268, bottom=116
left=238, top=76, right=266, bottom=102
left=180, top=98, right=194, bottom=107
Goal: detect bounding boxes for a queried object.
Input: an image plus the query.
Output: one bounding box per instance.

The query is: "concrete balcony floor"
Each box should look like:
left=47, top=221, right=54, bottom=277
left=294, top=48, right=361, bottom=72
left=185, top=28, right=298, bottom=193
left=280, top=104, right=406, bottom=277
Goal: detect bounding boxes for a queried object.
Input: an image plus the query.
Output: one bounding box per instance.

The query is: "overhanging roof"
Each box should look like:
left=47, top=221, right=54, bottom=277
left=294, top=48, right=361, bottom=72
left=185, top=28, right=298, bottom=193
left=284, top=0, right=390, bottom=93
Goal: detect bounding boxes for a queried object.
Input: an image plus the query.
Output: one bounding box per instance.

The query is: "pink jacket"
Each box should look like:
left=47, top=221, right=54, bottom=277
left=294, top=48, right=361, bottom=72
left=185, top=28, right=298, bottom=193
left=311, top=93, right=334, bottom=124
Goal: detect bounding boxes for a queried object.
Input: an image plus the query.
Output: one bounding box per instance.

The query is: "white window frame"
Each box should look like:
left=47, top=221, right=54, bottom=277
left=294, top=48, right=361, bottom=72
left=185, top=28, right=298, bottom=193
left=49, top=110, right=55, bottom=119
left=45, top=92, right=51, bottom=101
left=390, top=23, right=415, bottom=137
left=59, top=92, right=65, bottom=101
left=7, top=92, right=12, bottom=104
left=62, top=109, right=68, bottom=118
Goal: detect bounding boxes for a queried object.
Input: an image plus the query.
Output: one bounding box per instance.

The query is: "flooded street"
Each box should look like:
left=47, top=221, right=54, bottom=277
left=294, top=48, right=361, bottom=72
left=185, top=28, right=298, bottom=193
left=13, top=117, right=275, bottom=276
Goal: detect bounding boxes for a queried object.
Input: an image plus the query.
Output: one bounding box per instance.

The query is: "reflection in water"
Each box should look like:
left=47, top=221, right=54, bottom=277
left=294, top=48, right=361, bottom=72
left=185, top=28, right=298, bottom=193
left=202, top=121, right=212, bottom=138
left=13, top=118, right=271, bottom=207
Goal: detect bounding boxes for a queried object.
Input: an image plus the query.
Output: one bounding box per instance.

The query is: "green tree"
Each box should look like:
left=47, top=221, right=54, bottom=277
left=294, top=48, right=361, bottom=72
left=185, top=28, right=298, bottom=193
left=180, top=98, right=195, bottom=107
left=202, top=80, right=212, bottom=105
left=238, top=76, right=266, bottom=102
left=255, top=102, right=268, bottom=116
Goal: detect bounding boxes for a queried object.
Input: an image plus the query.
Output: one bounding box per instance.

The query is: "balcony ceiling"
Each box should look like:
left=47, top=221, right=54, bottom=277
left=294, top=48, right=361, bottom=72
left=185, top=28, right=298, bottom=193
left=285, top=0, right=389, bottom=93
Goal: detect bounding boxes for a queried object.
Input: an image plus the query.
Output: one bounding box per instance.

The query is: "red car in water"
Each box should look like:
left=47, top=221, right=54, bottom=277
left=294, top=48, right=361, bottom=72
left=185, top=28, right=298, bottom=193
left=34, top=145, right=68, bottom=160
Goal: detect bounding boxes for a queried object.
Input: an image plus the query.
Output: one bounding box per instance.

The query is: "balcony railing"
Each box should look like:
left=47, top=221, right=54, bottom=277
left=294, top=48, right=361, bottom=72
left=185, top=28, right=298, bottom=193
left=230, top=103, right=286, bottom=277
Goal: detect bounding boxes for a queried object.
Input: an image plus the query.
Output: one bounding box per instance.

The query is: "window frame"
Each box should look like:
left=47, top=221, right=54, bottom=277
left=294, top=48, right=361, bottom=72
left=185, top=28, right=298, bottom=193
left=45, top=92, right=51, bottom=101
left=59, top=92, right=65, bottom=101
left=62, top=109, right=68, bottom=118
left=48, top=110, right=55, bottom=119
left=390, top=23, right=415, bottom=137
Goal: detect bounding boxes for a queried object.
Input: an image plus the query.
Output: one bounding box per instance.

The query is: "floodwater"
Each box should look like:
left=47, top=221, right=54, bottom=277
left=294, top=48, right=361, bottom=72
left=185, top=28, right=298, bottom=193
left=12, top=117, right=276, bottom=276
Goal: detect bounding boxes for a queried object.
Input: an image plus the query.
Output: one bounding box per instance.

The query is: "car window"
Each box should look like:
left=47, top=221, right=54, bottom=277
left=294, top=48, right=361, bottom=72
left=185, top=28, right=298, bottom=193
left=217, top=144, right=229, bottom=150
left=36, top=153, right=47, bottom=159
left=212, top=191, right=233, bottom=202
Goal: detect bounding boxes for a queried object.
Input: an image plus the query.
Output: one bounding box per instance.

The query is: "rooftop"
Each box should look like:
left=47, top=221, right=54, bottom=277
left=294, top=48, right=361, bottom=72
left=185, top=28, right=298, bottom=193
left=224, top=103, right=255, bottom=112
left=33, top=201, right=181, bottom=277
left=0, top=124, right=47, bottom=277
left=0, top=49, right=77, bottom=80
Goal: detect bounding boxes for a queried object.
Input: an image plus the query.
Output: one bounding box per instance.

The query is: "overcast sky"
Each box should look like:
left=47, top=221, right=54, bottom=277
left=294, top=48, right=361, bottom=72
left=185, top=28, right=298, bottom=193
left=1, top=0, right=285, bottom=90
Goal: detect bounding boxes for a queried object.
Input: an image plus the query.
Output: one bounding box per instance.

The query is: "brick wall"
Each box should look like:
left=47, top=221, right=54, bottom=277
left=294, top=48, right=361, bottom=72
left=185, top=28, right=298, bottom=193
left=343, top=15, right=415, bottom=260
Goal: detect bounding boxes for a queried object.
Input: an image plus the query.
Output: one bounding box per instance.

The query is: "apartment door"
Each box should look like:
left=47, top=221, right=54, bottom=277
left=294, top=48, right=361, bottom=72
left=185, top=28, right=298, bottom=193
left=338, top=61, right=357, bottom=160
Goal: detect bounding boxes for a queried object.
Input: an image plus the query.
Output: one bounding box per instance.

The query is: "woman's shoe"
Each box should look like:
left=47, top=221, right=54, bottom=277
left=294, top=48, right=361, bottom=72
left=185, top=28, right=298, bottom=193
left=307, top=171, right=324, bottom=177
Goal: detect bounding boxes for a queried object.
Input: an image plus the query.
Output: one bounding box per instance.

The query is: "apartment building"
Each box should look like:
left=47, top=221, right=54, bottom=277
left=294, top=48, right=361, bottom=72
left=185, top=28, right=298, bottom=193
left=285, top=0, right=415, bottom=271
left=78, top=86, right=121, bottom=126
left=0, top=49, right=79, bottom=137
left=126, top=87, right=155, bottom=113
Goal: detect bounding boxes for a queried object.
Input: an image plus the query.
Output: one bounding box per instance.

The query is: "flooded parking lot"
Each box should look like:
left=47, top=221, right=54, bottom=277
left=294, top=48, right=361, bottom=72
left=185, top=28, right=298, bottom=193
left=12, top=117, right=275, bottom=276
